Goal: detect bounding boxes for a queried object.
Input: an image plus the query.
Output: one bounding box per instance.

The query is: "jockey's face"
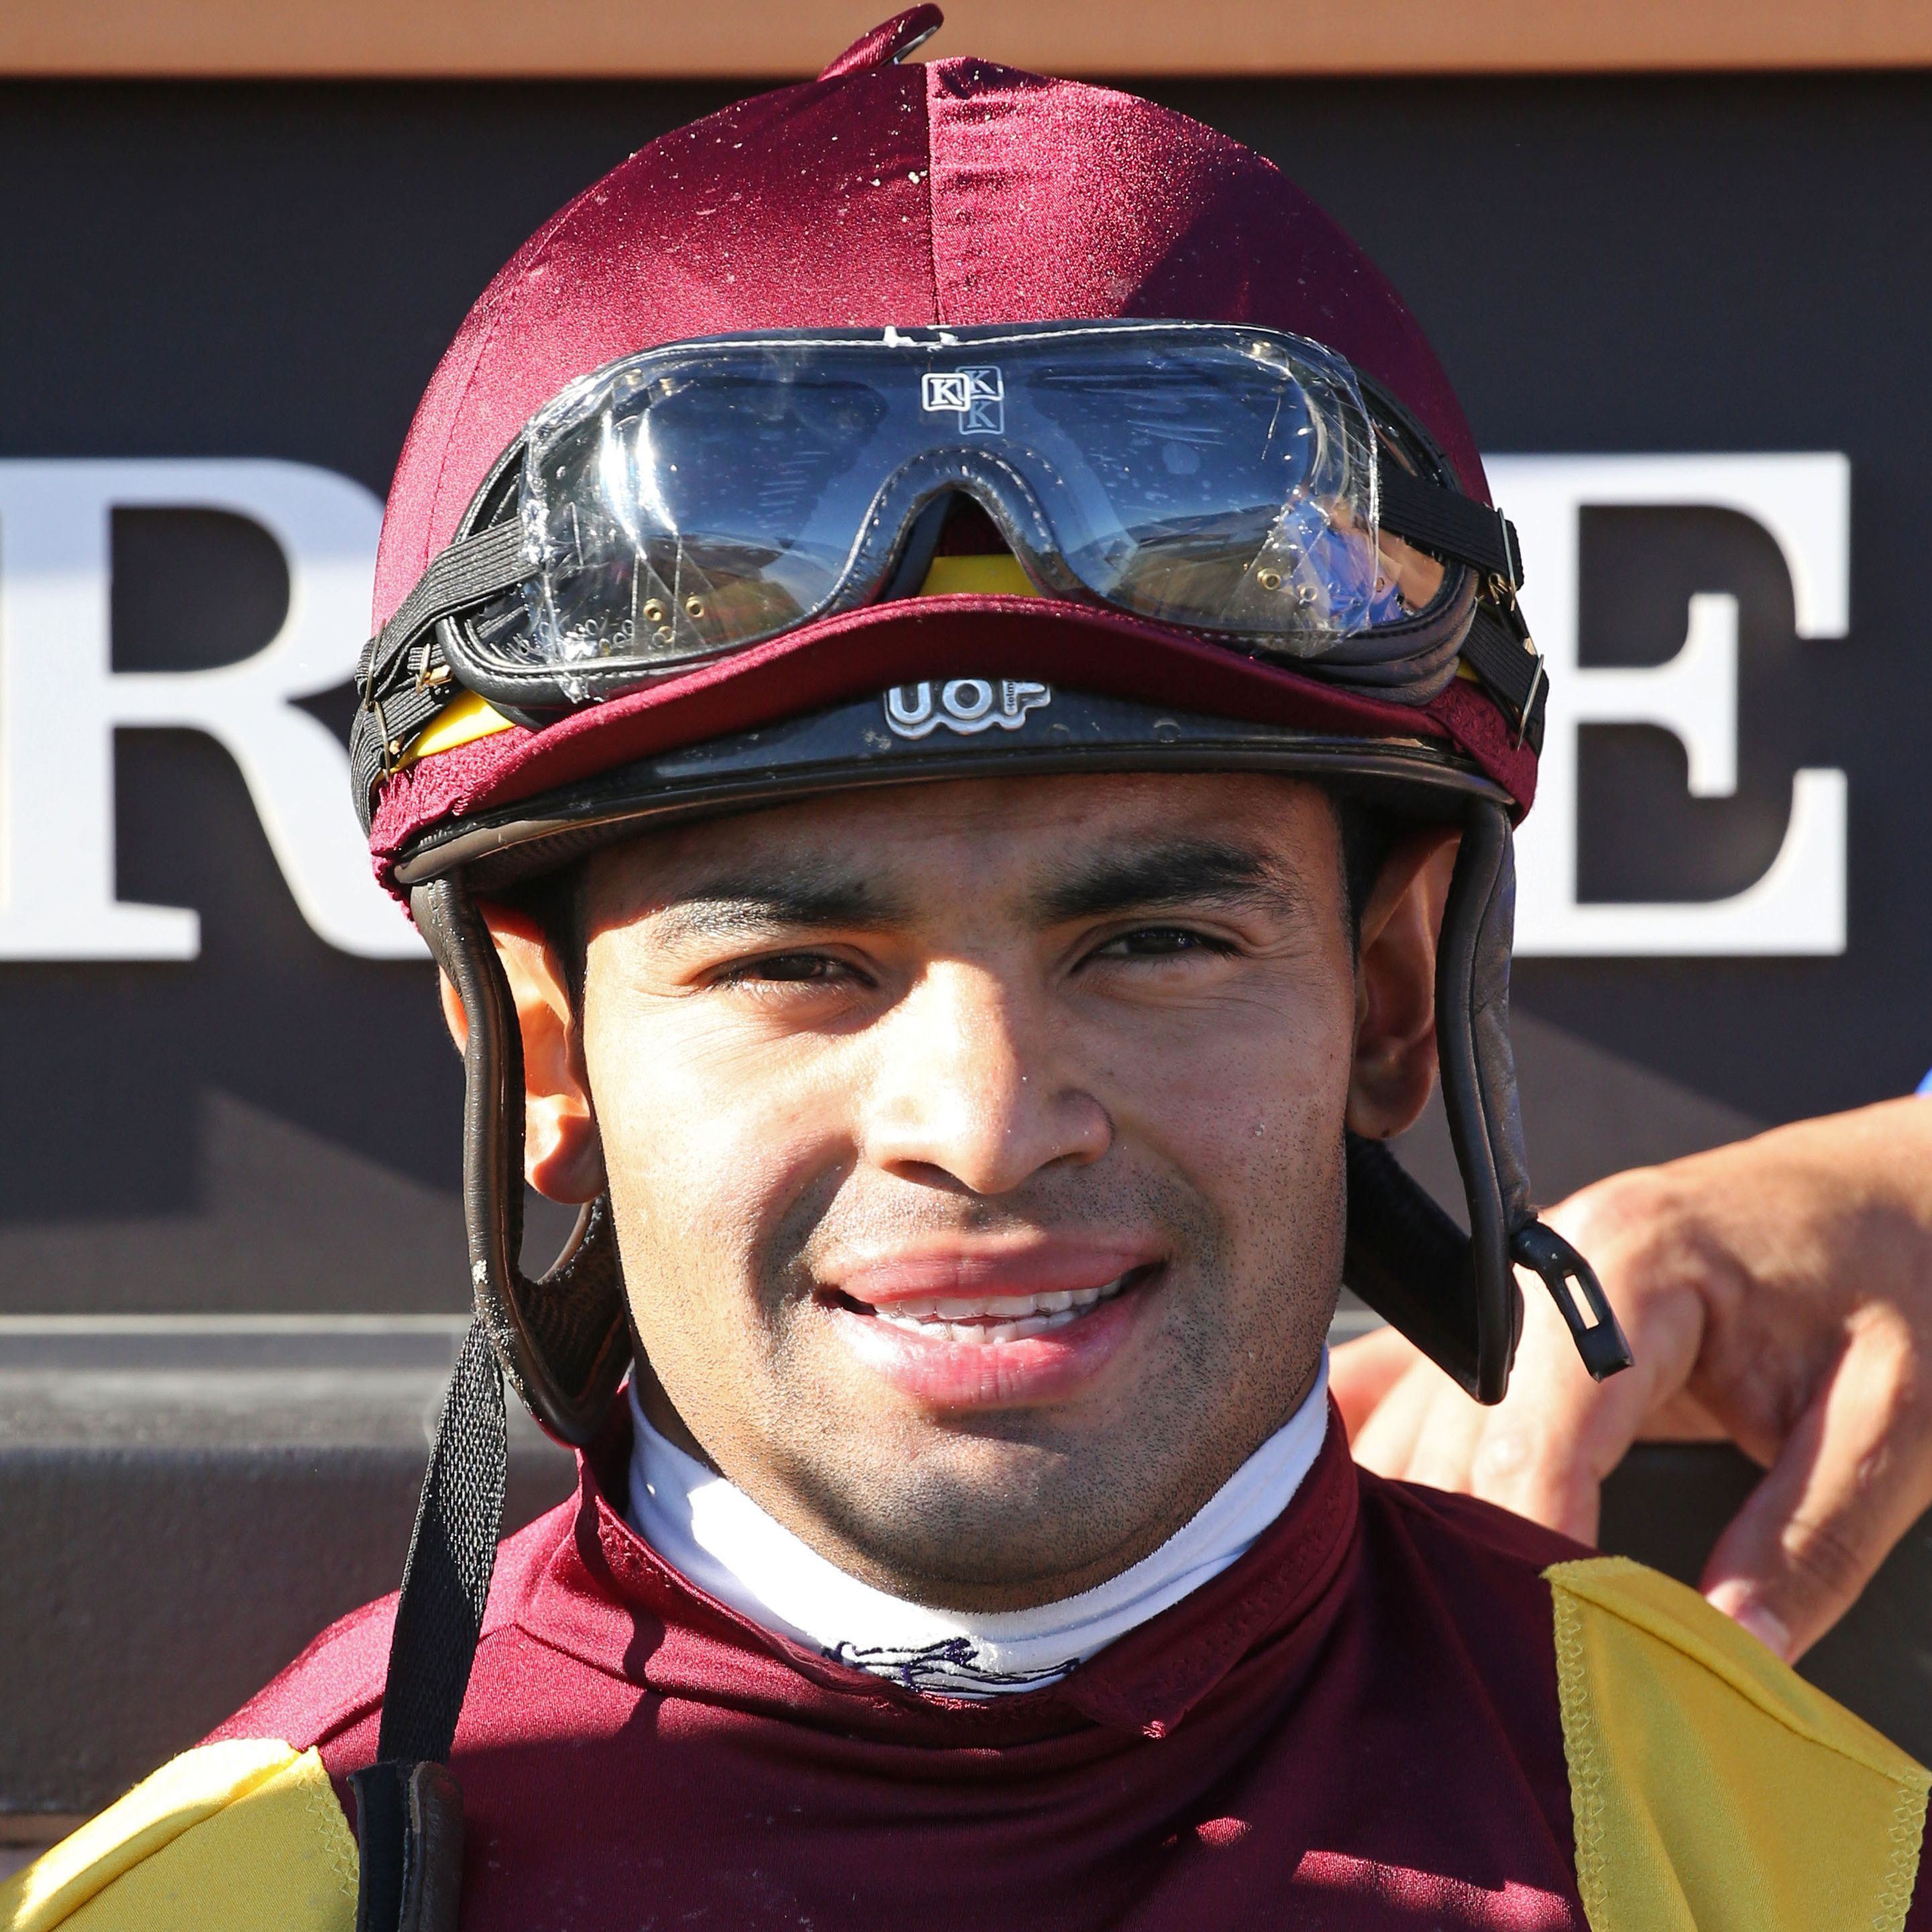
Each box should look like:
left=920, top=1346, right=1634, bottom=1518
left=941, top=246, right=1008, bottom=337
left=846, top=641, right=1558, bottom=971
left=476, top=771, right=1450, bottom=1611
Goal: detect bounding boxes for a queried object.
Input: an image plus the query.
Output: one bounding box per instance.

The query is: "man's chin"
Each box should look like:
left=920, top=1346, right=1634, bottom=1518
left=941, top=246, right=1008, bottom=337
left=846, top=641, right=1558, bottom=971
left=754, top=1421, right=1173, bottom=1611
left=795, top=1501, right=1146, bottom=1612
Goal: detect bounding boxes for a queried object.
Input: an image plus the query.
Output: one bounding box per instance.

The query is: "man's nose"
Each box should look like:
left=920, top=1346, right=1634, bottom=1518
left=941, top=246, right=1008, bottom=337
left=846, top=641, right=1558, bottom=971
left=859, top=961, right=1111, bottom=1194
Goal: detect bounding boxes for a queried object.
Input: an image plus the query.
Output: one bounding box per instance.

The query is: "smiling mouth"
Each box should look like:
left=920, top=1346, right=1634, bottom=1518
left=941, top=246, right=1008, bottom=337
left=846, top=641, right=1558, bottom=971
left=837, top=1270, right=1144, bottom=1346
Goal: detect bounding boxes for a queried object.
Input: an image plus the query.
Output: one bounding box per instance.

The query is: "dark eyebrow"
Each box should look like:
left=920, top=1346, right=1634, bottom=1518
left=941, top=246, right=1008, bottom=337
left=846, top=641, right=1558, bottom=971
left=648, top=863, right=908, bottom=946
left=1032, top=839, right=1309, bottom=925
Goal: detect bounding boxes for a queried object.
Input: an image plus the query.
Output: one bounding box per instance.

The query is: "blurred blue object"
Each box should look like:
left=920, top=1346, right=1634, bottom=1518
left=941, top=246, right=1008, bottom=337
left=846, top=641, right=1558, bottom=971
left=1918, top=1068, right=1932, bottom=1095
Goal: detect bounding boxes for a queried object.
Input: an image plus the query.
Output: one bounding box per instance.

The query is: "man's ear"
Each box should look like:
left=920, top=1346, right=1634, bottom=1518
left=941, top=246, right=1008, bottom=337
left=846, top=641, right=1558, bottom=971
left=436, top=902, right=606, bottom=1204
left=1346, top=828, right=1460, bottom=1141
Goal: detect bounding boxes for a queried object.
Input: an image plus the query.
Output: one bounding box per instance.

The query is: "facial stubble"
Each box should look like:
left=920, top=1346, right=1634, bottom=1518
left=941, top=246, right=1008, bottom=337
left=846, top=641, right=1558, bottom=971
left=626, top=1122, right=1344, bottom=1611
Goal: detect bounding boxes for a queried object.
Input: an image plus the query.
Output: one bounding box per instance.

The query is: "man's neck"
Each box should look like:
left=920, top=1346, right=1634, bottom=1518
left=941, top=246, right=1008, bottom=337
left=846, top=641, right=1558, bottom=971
left=624, top=1353, right=1331, bottom=1697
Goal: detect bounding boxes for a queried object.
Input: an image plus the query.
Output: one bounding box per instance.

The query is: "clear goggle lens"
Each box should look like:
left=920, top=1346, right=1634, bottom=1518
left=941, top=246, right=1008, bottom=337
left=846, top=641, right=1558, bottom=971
left=463, top=323, right=1449, bottom=688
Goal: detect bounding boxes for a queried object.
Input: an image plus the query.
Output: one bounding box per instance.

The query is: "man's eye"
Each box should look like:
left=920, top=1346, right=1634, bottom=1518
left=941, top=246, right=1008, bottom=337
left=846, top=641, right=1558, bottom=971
left=1093, top=926, right=1228, bottom=960
left=726, top=952, right=861, bottom=985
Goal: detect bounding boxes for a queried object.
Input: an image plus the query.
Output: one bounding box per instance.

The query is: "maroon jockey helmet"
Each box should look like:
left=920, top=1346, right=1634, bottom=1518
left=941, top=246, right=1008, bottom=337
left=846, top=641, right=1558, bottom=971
left=344, top=19, right=1633, bottom=1917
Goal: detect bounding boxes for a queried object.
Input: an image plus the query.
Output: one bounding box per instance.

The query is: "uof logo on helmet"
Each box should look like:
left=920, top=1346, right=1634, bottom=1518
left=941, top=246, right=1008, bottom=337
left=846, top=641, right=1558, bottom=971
left=883, top=678, right=1052, bottom=739
left=920, top=367, right=1004, bottom=435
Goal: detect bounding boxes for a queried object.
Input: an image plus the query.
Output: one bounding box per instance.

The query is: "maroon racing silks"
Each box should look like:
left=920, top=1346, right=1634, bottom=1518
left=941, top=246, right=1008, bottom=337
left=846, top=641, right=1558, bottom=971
left=214, top=1401, right=1790, bottom=1931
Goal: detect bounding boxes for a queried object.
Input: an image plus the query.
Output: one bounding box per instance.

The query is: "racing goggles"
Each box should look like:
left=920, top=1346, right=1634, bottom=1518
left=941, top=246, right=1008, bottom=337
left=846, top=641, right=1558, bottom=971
left=358, top=321, right=1538, bottom=762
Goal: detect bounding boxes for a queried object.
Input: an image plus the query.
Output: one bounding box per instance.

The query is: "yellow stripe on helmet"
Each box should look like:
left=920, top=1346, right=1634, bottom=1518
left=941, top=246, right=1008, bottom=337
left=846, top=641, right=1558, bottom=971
left=914, top=553, right=1038, bottom=598
left=397, top=688, right=519, bottom=768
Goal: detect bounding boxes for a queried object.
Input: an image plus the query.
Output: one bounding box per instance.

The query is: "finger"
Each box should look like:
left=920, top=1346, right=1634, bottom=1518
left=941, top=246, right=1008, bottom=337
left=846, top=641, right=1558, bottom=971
left=1329, top=1326, right=1423, bottom=1442
left=1460, top=1293, right=1646, bottom=1542
left=1438, top=1256, right=1707, bottom=1544
left=1701, top=1316, right=1932, bottom=1662
left=1346, top=1288, right=1677, bottom=1531
left=1640, top=1385, right=1729, bottom=1443
left=1349, top=1359, right=1455, bottom=1481
left=1399, top=1387, right=1493, bottom=1499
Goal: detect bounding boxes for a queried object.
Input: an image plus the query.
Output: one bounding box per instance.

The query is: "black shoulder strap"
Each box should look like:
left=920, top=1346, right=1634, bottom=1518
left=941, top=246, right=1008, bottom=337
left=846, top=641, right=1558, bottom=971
left=350, top=1318, right=507, bottom=1932
left=378, top=1318, right=507, bottom=1765
left=352, top=868, right=628, bottom=1932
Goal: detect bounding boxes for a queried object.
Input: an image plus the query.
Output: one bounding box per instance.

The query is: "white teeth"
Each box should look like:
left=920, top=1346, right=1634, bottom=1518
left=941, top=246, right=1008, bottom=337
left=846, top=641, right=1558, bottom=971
left=863, top=1272, right=1134, bottom=1343
left=944, top=1310, right=1077, bottom=1343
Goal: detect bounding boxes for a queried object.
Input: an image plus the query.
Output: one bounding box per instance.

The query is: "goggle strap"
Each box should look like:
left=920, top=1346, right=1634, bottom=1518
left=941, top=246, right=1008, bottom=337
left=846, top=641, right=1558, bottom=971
left=350, top=676, right=456, bottom=826
left=1461, top=601, right=1548, bottom=754
left=353, top=521, right=529, bottom=823
left=1379, top=466, right=1523, bottom=589
left=358, top=521, right=528, bottom=714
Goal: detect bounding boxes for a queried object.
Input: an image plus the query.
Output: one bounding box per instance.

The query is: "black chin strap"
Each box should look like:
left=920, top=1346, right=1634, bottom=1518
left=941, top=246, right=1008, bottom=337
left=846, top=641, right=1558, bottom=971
left=413, top=875, right=630, bottom=1446
left=1344, top=799, right=1632, bottom=1399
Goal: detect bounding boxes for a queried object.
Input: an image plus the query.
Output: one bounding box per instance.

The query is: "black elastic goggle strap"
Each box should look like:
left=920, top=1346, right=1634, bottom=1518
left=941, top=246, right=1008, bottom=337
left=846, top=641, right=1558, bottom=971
left=352, top=523, right=531, bottom=829
left=1343, top=800, right=1631, bottom=1399
left=411, top=873, right=631, bottom=1444
left=1460, top=601, right=1548, bottom=755
left=1377, top=466, right=1522, bottom=591
left=1375, top=466, right=1546, bottom=753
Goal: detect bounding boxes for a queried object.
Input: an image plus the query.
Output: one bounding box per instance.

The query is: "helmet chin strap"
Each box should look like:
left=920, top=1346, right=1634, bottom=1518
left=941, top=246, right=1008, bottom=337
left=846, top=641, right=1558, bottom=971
left=1343, top=798, right=1633, bottom=1400
left=413, top=873, right=630, bottom=1445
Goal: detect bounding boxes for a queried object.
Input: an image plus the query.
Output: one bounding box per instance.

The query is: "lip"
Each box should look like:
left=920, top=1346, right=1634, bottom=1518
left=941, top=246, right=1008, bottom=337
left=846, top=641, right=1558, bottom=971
left=816, top=1243, right=1164, bottom=1410
left=835, top=1241, right=1157, bottom=1309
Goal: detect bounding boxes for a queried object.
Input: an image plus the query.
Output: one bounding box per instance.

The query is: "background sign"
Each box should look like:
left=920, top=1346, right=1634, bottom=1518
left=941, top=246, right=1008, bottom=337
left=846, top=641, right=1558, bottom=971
left=3, top=71, right=1929, bottom=1312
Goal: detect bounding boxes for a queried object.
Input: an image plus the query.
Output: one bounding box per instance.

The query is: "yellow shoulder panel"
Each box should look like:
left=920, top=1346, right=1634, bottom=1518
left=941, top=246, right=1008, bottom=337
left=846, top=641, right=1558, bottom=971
left=1, top=1737, right=357, bottom=1932
left=1548, top=1555, right=1929, bottom=1932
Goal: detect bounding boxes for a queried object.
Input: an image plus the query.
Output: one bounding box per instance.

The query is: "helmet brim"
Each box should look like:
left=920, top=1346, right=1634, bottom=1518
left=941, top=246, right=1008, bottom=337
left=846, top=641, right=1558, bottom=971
left=373, top=591, right=1532, bottom=897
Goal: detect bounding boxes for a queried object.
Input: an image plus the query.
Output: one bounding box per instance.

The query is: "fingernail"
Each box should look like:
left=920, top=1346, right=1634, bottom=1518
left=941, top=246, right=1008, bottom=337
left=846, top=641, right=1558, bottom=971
left=1705, top=1580, right=1792, bottom=1661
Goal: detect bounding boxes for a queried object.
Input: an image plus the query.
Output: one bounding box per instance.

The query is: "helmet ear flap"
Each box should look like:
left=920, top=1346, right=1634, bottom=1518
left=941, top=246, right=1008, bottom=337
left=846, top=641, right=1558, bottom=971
left=1343, top=802, right=1631, bottom=1403
left=412, top=873, right=631, bottom=1446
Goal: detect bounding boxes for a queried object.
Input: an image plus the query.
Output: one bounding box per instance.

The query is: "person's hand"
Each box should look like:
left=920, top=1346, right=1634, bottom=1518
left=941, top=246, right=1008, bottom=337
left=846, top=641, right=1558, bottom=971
left=1332, top=1099, right=1932, bottom=1661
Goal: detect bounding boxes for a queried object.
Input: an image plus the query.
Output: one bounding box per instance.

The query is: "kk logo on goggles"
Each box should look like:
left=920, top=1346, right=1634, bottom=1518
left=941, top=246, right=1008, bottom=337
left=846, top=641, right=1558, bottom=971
left=920, top=366, right=1004, bottom=435
left=884, top=678, right=1050, bottom=739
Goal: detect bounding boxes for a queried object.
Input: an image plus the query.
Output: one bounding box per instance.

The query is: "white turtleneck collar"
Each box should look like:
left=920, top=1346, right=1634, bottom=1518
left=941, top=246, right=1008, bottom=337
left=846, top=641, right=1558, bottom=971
left=625, top=1352, right=1329, bottom=1697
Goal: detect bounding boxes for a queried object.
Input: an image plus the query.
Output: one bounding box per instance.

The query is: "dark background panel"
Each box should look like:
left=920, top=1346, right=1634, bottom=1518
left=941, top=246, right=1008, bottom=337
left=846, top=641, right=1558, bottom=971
left=1573, top=506, right=1811, bottom=904
left=1, top=73, right=1928, bottom=1307
left=1180, top=72, right=1932, bottom=1126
